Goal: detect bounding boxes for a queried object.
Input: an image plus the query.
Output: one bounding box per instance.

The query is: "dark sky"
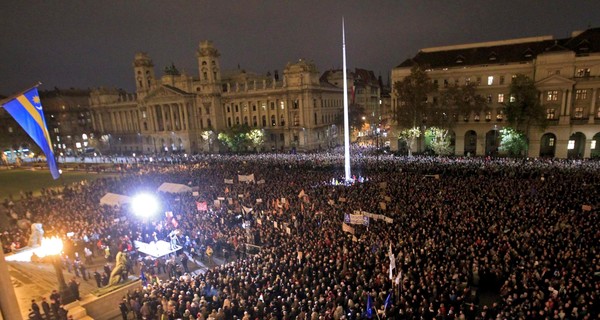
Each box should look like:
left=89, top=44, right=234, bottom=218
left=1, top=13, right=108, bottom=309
left=2, top=1, right=599, bottom=95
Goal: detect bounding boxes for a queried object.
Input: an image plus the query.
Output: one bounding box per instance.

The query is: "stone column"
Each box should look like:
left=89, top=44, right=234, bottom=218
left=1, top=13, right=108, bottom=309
left=565, top=89, right=572, bottom=116
left=0, top=241, right=23, bottom=320
left=589, top=88, right=597, bottom=124
left=169, top=104, right=176, bottom=131
left=560, top=89, right=567, bottom=115
left=110, top=112, right=116, bottom=132
left=454, top=135, right=465, bottom=156
left=555, top=139, right=569, bottom=159
left=476, top=134, right=486, bottom=156
left=162, top=105, right=169, bottom=131
left=584, top=139, right=592, bottom=158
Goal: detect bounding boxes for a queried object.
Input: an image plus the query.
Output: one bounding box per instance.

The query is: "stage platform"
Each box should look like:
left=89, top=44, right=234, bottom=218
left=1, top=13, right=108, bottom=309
left=134, top=240, right=181, bottom=258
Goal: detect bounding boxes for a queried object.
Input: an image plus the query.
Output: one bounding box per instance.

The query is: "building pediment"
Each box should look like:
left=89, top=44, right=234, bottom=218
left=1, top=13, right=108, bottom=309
left=536, top=74, right=575, bottom=88
left=143, top=85, right=193, bottom=102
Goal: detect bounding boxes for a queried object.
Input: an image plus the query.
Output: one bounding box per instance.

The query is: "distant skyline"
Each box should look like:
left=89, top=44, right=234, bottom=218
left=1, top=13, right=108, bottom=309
left=2, top=1, right=599, bottom=95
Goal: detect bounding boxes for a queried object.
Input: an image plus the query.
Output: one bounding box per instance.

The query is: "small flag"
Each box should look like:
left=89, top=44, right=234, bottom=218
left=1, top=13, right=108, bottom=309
left=384, top=292, right=392, bottom=311
left=196, top=201, right=207, bottom=211
left=365, top=295, right=373, bottom=318
left=2, top=86, right=60, bottom=179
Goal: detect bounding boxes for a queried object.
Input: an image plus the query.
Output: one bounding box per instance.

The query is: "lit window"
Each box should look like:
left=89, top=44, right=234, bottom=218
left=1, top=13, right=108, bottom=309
left=496, top=110, right=504, bottom=121
left=548, top=138, right=554, bottom=147
left=474, top=113, right=480, bottom=121
left=8, top=127, right=13, bottom=133
left=487, top=76, right=494, bottom=85
left=567, top=140, right=575, bottom=150
left=591, top=140, right=597, bottom=149
left=485, top=112, right=492, bottom=121
left=575, top=89, right=587, bottom=100
left=546, top=90, right=558, bottom=101
left=280, top=101, right=285, bottom=110
left=574, top=107, right=584, bottom=119
left=487, top=94, right=492, bottom=103
left=510, top=95, right=516, bottom=103
left=576, top=68, right=591, bottom=77
left=546, top=108, right=556, bottom=120
left=498, top=94, right=504, bottom=103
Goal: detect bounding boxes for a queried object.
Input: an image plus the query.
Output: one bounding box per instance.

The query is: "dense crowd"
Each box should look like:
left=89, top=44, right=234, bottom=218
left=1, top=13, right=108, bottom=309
left=2, top=152, right=599, bottom=319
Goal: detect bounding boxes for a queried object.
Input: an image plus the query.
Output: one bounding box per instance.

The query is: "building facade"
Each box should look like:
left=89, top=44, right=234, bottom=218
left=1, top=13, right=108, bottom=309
left=89, top=41, right=346, bottom=154
left=391, top=27, right=600, bottom=158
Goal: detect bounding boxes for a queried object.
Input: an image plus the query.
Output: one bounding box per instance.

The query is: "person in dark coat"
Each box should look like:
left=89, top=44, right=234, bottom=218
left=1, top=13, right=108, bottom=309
left=68, top=278, right=80, bottom=300
left=94, top=270, right=102, bottom=287
left=41, top=297, right=51, bottom=319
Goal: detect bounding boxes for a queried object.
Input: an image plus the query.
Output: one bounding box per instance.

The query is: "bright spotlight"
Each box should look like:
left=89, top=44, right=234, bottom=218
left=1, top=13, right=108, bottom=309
left=131, top=194, right=159, bottom=217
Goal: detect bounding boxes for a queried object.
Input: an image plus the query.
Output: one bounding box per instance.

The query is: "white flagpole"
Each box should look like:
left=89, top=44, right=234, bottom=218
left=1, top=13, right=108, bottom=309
left=342, top=17, right=352, bottom=182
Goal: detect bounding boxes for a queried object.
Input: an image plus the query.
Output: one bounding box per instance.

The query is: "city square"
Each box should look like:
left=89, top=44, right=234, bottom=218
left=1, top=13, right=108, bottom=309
left=1, top=2, right=600, bottom=320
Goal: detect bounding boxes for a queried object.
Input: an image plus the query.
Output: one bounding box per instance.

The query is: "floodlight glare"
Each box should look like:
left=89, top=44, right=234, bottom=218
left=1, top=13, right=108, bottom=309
left=131, top=194, right=159, bottom=217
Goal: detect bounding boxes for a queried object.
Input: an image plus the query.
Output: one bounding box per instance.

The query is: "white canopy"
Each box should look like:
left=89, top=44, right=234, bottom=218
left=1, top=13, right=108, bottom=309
left=157, top=182, right=193, bottom=193
left=100, top=193, right=131, bottom=207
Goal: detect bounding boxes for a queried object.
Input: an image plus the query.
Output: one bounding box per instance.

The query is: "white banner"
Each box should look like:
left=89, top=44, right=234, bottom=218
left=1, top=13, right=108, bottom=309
left=342, top=223, right=355, bottom=234
left=238, top=174, right=255, bottom=183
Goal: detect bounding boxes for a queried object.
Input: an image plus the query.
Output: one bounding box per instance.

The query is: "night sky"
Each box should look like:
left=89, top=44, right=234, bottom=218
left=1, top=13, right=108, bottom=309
left=2, top=1, right=599, bottom=95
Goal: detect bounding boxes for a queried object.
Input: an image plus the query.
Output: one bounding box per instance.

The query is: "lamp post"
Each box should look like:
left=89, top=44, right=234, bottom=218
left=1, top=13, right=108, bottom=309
left=46, top=237, right=76, bottom=304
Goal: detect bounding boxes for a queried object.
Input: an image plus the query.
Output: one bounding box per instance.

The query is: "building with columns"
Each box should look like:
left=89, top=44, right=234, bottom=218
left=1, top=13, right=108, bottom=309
left=391, top=27, right=600, bottom=158
left=88, top=41, right=345, bottom=154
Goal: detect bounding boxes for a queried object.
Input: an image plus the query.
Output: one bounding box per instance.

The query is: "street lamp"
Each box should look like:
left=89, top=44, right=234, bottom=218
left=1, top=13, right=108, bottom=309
left=45, top=237, right=76, bottom=304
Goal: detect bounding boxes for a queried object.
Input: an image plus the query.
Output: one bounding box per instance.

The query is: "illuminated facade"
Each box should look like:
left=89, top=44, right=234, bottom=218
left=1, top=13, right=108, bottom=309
left=391, top=27, right=600, bottom=158
left=89, top=41, right=345, bottom=154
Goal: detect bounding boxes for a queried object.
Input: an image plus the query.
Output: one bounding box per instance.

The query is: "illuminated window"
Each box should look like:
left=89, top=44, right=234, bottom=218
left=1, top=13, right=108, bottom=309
left=496, top=110, right=504, bottom=121
left=591, top=140, right=597, bottom=149
left=498, top=94, right=504, bottom=103
left=575, top=89, right=587, bottom=100
left=474, top=113, right=480, bottom=121
left=546, top=90, right=558, bottom=101
left=574, top=107, right=584, bottom=119
left=487, top=76, right=494, bottom=85
left=485, top=111, right=492, bottom=121
left=548, top=138, right=554, bottom=147
left=576, top=68, right=591, bottom=77
left=487, top=94, right=492, bottom=103
left=510, top=95, right=516, bottom=103
left=546, top=108, right=556, bottom=120
left=568, top=140, right=575, bottom=150
left=280, top=101, right=285, bottom=110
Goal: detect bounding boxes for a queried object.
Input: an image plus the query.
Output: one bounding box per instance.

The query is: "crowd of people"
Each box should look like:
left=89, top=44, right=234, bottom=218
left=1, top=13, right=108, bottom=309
left=2, top=151, right=599, bottom=319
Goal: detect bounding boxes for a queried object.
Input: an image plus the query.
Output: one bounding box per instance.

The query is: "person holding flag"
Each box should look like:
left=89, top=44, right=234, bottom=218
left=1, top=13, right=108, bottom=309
left=364, top=294, right=373, bottom=319
left=1, top=84, right=60, bottom=179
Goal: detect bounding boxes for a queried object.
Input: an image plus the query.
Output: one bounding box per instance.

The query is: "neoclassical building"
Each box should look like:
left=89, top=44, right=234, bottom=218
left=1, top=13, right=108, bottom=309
left=89, top=41, right=346, bottom=154
left=391, top=27, right=600, bottom=158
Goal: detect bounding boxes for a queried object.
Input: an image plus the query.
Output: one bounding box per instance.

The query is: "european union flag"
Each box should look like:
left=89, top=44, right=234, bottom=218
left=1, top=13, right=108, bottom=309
left=2, top=87, right=60, bottom=179
left=384, top=292, right=392, bottom=311
left=365, top=295, right=373, bottom=318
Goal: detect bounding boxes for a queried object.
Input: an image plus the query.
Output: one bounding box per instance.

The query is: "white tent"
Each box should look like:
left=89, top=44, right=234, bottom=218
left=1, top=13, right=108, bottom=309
left=100, top=193, right=131, bottom=207
left=157, top=182, right=193, bottom=193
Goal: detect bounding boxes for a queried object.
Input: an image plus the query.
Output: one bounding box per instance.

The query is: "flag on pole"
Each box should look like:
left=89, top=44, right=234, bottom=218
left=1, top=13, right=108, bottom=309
left=384, top=292, right=392, bottom=311
left=388, top=243, right=396, bottom=272
left=2, top=86, right=60, bottom=179
left=365, top=295, right=373, bottom=318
